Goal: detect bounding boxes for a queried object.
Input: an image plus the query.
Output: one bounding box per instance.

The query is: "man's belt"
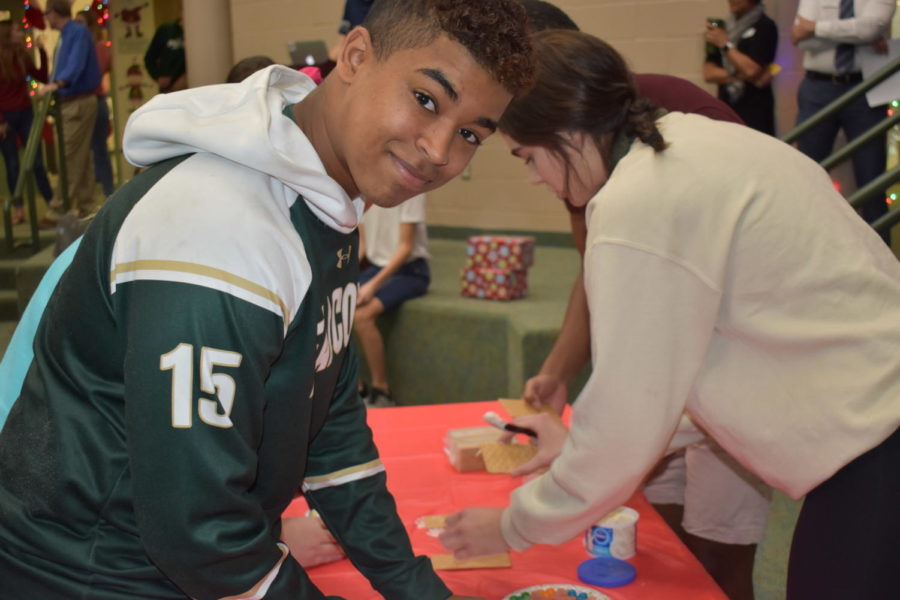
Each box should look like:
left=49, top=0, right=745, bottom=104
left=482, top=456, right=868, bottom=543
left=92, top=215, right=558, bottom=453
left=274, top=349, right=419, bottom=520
left=57, top=91, right=96, bottom=104
left=805, top=70, right=863, bottom=85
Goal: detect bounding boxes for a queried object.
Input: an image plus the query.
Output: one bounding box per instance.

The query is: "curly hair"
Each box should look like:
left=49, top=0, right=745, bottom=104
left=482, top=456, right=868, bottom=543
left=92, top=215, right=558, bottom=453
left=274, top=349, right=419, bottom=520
left=500, top=29, right=666, bottom=174
left=362, top=0, right=534, bottom=96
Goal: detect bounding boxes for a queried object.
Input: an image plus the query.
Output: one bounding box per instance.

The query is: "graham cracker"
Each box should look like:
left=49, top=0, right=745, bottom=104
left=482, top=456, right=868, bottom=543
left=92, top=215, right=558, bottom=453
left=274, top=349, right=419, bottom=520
left=479, top=441, right=537, bottom=473
left=498, top=398, right=556, bottom=418
left=417, top=514, right=448, bottom=530
left=445, top=426, right=504, bottom=472
left=431, top=552, right=512, bottom=570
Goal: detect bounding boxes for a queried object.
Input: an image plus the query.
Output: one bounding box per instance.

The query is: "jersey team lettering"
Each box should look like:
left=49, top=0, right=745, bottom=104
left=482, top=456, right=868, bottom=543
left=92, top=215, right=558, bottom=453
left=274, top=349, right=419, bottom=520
left=315, top=282, right=358, bottom=372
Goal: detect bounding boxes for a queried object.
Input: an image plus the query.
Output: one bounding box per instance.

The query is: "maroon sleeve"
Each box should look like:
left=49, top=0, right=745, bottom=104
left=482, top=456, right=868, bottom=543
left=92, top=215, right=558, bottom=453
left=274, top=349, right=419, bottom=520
left=635, top=73, right=744, bottom=125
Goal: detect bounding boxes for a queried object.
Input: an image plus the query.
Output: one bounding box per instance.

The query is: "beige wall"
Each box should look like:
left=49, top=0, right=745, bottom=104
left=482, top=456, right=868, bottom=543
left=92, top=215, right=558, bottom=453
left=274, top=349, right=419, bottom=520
left=228, top=1, right=809, bottom=232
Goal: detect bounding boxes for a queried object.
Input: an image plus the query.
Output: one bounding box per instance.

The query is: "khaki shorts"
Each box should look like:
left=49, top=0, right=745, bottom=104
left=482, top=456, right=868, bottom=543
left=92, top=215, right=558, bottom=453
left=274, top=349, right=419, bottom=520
left=643, top=439, right=772, bottom=545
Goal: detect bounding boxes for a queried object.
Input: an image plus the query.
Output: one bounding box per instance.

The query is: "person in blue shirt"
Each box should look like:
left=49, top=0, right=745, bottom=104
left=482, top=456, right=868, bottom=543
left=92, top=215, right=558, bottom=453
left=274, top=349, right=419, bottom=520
left=38, top=0, right=101, bottom=221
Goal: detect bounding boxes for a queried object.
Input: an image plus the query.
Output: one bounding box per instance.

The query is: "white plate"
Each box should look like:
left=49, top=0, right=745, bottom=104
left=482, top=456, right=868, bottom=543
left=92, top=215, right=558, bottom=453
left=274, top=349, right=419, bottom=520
left=502, top=583, right=611, bottom=600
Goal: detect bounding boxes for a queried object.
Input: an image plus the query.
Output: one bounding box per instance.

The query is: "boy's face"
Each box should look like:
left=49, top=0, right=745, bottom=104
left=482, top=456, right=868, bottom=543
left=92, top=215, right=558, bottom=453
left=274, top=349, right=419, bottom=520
left=336, top=30, right=513, bottom=207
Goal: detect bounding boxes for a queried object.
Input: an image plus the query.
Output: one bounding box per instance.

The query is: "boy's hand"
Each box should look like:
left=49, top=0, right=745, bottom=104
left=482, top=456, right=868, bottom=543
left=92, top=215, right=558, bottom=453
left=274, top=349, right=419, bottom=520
left=509, top=413, right=568, bottom=477
left=439, top=507, right=509, bottom=560
left=522, top=373, right=567, bottom=414
left=281, top=515, right=346, bottom=568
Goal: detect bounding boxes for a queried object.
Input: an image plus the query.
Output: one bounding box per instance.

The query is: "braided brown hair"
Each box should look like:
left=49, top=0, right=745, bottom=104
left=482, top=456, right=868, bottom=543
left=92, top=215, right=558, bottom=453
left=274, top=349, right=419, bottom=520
left=500, top=29, right=666, bottom=174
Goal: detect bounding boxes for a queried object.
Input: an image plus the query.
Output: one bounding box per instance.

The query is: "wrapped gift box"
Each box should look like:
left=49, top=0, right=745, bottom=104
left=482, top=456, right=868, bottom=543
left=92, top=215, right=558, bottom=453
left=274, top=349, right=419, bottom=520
left=460, top=266, right=528, bottom=301
left=465, top=235, right=535, bottom=270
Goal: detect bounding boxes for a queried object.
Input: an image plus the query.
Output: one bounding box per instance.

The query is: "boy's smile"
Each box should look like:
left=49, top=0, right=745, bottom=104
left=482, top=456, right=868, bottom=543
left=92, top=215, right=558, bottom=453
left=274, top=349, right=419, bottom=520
left=303, top=28, right=513, bottom=208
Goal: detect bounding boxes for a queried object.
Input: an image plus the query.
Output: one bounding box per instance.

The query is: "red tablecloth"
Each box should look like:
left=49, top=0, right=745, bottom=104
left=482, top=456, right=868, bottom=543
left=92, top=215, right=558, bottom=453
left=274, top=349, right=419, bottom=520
left=285, top=401, right=726, bottom=600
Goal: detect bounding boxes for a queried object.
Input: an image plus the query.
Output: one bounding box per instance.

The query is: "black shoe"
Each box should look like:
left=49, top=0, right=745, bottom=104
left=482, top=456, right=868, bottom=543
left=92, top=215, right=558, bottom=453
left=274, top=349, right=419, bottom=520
left=364, top=387, right=396, bottom=408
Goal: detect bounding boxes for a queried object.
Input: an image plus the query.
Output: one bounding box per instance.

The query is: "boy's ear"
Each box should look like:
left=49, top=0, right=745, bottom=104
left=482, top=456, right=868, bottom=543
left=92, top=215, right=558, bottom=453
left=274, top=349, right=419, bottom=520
left=334, top=26, right=374, bottom=84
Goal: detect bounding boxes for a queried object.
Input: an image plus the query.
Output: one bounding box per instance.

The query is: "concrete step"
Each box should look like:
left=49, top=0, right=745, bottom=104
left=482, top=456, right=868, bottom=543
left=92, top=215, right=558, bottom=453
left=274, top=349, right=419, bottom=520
left=0, top=321, right=16, bottom=356
left=0, top=289, right=20, bottom=321
left=0, top=260, right=18, bottom=290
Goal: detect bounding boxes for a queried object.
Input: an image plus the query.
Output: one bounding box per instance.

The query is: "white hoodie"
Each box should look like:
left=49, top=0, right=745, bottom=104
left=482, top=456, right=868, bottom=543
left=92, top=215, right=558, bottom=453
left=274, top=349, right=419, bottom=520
left=124, top=64, right=362, bottom=234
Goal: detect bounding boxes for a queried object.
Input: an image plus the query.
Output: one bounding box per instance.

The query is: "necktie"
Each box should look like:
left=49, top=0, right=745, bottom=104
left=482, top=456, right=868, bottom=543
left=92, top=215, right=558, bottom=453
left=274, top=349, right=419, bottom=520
left=834, top=0, right=855, bottom=74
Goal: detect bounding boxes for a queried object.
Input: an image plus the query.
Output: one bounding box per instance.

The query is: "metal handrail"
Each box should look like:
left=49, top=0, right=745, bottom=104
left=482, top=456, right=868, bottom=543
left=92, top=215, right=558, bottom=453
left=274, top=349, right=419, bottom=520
left=779, top=56, right=900, bottom=240
left=3, top=93, right=53, bottom=253
left=872, top=201, right=900, bottom=233
left=847, top=164, right=900, bottom=211
left=781, top=55, right=900, bottom=144
left=820, top=110, right=900, bottom=170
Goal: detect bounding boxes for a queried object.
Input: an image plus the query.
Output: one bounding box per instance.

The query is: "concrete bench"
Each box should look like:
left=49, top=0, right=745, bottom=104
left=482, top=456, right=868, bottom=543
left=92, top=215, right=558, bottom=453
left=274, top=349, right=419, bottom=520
left=369, top=238, right=590, bottom=406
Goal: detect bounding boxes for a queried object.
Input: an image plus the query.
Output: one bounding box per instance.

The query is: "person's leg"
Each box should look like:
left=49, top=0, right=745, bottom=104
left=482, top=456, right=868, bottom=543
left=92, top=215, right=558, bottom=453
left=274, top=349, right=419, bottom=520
left=795, top=78, right=842, bottom=163
left=91, top=96, right=114, bottom=197
left=3, top=110, right=34, bottom=223
left=354, top=297, right=389, bottom=393
left=682, top=441, right=772, bottom=600
left=787, top=428, right=900, bottom=599
left=30, top=142, right=55, bottom=204
left=840, top=96, right=890, bottom=242
left=354, top=259, right=430, bottom=405
left=643, top=451, right=688, bottom=540
left=13, top=108, right=54, bottom=204
left=1, top=111, right=24, bottom=197
left=60, top=96, right=98, bottom=216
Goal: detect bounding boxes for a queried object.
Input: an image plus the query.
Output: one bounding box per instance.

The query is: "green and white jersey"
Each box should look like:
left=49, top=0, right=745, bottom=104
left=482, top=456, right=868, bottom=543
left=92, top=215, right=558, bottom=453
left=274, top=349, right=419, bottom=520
left=0, top=66, right=450, bottom=600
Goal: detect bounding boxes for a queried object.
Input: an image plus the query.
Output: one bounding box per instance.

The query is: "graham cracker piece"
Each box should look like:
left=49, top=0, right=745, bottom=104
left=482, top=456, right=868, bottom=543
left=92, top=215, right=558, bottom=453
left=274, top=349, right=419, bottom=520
left=417, top=514, right=448, bottom=530
left=445, top=426, right=504, bottom=472
left=498, top=398, right=556, bottom=418
left=479, top=441, right=537, bottom=473
left=431, top=552, right=512, bottom=570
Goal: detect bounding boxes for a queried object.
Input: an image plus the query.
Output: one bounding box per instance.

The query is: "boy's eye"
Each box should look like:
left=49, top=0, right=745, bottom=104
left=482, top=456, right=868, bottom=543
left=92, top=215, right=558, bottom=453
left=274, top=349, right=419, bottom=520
left=415, top=91, right=436, bottom=112
left=459, top=128, right=482, bottom=146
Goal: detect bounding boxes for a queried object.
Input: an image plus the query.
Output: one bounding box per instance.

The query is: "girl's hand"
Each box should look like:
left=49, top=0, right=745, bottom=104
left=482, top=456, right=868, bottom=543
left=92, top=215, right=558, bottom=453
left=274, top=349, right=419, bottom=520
left=439, top=507, right=509, bottom=559
left=509, top=412, right=569, bottom=476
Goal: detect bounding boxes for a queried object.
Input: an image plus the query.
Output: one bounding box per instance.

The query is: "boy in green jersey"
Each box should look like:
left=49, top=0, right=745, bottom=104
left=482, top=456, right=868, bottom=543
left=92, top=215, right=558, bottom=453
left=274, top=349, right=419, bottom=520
left=0, top=1, right=533, bottom=598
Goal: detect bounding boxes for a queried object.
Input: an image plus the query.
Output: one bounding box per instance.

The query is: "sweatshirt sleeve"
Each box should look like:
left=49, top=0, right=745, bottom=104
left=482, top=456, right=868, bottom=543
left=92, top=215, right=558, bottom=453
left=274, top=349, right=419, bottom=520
left=303, top=346, right=452, bottom=600
left=502, top=242, right=721, bottom=551
left=119, top=278, right=333, bottom=600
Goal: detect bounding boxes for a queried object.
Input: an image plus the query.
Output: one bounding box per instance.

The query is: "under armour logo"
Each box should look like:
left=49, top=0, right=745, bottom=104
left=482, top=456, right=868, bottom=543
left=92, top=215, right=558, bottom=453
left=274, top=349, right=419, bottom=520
left=336, top=246, right=353, bottom=269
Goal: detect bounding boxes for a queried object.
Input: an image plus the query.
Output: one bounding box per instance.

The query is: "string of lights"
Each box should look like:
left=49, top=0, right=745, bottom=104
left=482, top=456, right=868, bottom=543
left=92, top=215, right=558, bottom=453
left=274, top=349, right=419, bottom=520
left=22, top=1, right=110, bottom=96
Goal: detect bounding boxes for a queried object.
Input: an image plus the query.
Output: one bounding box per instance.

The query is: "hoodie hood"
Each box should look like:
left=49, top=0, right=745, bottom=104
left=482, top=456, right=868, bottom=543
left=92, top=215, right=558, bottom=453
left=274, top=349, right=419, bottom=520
left=123, top=65, right=361, bottom=233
